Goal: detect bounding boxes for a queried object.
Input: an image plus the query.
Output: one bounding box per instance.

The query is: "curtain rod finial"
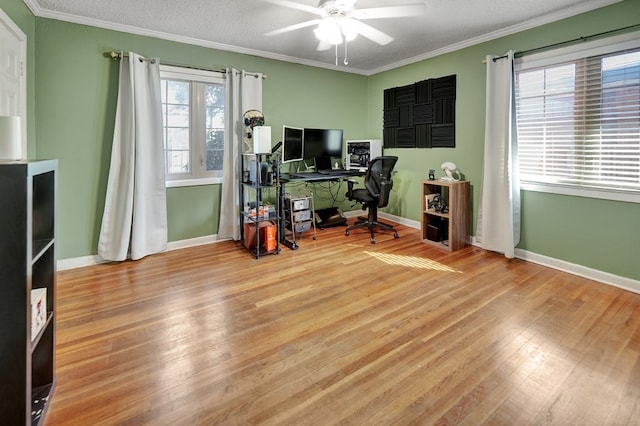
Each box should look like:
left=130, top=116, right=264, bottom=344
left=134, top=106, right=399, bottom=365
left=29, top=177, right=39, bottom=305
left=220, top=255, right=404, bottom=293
left=104, top=51, right=122, bottom=60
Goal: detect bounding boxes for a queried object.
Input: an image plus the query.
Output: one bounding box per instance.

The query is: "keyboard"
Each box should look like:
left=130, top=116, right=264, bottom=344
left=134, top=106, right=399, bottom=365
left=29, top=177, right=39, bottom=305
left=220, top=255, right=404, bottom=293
left=289, top=172, right=323, bottom=179
left=317, top=169, right=353, bottom=176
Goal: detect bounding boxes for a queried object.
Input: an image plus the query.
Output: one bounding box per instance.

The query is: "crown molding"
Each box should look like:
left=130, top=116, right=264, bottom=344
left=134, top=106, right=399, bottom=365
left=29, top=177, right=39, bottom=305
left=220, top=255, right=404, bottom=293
left=21, top=0, right=41, bottom=15
left=365, top=0, right=624, bottom=75
left=21, top=0, right=370, bottom=75
left=23, top=0, right=622, bottom=76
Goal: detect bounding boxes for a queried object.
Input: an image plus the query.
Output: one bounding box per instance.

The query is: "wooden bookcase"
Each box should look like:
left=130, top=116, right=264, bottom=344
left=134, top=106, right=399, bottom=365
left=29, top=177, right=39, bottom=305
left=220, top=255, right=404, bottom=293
left=421, top=179, right=470, bottom=251
left=0, top=160, right=57, bottom=425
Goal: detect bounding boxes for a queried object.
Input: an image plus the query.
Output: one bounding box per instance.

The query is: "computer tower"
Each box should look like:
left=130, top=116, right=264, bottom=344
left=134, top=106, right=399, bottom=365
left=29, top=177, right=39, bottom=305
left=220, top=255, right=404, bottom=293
left=345, top=139, right=382, bottom=171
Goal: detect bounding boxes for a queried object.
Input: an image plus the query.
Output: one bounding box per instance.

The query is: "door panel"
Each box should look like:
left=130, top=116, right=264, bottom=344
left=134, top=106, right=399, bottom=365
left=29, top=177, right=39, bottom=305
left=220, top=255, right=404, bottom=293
left=0, top=9, right=26, bottom=157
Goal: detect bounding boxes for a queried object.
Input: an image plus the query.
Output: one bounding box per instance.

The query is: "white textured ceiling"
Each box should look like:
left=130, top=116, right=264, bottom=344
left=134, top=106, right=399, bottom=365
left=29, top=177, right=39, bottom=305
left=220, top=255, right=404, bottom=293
left=23, top=0, right=621, bottom=74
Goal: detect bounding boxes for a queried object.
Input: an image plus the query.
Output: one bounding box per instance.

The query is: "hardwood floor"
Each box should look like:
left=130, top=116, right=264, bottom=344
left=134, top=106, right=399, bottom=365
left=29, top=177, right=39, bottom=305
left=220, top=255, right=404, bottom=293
left=45, top=222, right=640, bottom=425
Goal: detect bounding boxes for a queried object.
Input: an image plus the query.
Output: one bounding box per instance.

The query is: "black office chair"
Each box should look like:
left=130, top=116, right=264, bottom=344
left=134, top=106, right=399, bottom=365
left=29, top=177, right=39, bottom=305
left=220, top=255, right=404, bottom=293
left=345, top=156, right=399, bottom=243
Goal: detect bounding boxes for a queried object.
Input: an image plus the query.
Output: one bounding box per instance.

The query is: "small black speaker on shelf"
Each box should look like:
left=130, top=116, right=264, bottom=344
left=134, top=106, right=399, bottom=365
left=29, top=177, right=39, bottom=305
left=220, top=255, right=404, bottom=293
left=426, top=217, right=446, bottom=242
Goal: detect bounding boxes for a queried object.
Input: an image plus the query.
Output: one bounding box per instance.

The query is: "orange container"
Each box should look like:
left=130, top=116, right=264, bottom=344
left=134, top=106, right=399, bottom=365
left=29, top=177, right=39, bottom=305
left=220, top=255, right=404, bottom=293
left=264, top=222, right=277, bottom=252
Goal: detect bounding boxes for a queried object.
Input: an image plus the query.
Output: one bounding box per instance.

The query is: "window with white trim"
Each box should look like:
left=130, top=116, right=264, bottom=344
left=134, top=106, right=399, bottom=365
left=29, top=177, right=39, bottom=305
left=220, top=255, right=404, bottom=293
left=160, top=65, right=225, bottom=186
left=515, top=33, right=640, bottom=202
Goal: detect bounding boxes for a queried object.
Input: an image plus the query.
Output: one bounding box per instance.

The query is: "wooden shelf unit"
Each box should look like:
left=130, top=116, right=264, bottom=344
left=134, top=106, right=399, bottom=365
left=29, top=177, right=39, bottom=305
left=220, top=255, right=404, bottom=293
left=0, top=160, right=57, bottom=425
left=421, top=179, right=470, bottom=251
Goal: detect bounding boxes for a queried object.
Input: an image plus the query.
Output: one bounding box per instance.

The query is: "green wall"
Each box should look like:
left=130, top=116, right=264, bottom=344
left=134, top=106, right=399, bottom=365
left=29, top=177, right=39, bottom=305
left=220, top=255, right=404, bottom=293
left=1, top=0, right=638, bottom=281
left=28, top=17, right=368, bottom=259
left=366, top=0, right=640, bottom=281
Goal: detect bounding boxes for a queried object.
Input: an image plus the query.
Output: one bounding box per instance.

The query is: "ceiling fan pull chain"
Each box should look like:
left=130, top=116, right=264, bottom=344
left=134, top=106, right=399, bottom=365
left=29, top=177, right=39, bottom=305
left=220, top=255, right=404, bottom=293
left=344, top=41, right=348, bottom=66
left=335, top=44, right=338, bottom=66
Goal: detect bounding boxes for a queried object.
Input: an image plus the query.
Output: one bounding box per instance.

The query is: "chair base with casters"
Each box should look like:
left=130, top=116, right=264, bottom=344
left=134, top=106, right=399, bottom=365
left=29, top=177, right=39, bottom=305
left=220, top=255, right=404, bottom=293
left=344, top=206, right=399, bottom=244
left=344, top=156, right=400, bottom=244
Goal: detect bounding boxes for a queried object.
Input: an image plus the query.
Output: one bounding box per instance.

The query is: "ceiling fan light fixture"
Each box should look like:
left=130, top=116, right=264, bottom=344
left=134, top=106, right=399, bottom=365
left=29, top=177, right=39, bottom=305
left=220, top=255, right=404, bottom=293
left=314, top=17, right=343, bottom=45
left=339, top=17, right=358, bottom=42
left=267, top=0, right=420, bottom=66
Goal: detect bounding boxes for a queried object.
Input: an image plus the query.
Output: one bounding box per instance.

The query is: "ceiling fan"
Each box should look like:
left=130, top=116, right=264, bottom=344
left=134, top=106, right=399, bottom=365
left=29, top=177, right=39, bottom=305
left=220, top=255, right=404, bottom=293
left=264, top=0, right=426, bottom=66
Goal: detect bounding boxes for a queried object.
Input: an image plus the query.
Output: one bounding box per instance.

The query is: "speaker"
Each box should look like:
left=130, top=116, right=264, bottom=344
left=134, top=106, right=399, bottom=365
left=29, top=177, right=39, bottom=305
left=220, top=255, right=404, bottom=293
left=258, top=161, right=271, bottom=185
left=253, top=126, right=272, bottom=154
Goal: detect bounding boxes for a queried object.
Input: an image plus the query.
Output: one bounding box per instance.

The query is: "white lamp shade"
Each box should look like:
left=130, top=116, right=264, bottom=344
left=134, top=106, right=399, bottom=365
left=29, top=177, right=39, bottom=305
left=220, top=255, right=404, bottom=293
left=0, top=116, right=23, bottom=160
left=253, top=126, right=272, bottom=154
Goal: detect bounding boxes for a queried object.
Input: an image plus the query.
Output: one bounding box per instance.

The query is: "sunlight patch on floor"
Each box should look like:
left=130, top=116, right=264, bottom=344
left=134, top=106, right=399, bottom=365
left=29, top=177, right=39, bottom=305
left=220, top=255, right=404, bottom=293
left=365, top=251, right=461, bottom=272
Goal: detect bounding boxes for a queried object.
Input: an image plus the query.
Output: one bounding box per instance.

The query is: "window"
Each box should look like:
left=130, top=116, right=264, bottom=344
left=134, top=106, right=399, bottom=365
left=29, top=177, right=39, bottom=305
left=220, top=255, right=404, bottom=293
left=160, top=66, right=225, bottom=186
left=515, top=32, right=640, bottom=202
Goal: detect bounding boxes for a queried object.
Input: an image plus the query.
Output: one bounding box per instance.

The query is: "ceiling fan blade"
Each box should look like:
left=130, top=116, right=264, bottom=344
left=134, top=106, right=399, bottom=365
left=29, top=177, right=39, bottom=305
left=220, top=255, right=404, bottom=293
left=316, top=39, right=332, bottom=51
left=352, top=4, right=426, bottom=20
left=350, top=20, right=394, bottom=45
left=263, top=0, right=323, bottom=16
left=265, top=19, right=322, bottom=37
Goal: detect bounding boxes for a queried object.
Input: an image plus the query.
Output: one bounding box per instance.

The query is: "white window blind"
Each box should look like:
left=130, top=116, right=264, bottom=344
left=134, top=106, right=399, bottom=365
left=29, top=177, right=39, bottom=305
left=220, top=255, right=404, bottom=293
left=515, top=41, right=640, bottom=198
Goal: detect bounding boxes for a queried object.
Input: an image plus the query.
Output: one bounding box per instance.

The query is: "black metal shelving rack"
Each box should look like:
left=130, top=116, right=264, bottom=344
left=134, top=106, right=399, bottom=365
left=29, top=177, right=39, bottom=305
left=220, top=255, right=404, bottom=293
left=239, top=153, right=281, bottom=258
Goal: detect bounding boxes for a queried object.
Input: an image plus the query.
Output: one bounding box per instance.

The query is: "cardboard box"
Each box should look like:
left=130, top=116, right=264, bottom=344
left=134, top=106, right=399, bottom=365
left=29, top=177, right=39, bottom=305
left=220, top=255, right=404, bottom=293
left=31, top=288, right=47, bottom=339
left=244, top=220, right=277, bottom=252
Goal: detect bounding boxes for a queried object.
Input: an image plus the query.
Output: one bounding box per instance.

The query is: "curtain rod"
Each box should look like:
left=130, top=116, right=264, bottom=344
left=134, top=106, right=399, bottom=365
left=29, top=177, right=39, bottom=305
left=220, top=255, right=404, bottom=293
left=106, top=51, right=267, bottom=79
left=482, top=23, right=640, bottom=63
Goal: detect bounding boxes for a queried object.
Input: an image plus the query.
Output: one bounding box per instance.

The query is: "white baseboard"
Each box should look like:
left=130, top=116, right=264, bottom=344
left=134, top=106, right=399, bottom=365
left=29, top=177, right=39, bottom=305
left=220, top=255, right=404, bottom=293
left=469, top=236, right=640, bottom=294
left=57, top=234, right=228, bottom=271
left=57, top=218, right=639, bottom=295
left=57, top=254, right=106, bottom=270
left=514, top=248, right=640, bottom=294
left=166, top=234, right=228, bottom=251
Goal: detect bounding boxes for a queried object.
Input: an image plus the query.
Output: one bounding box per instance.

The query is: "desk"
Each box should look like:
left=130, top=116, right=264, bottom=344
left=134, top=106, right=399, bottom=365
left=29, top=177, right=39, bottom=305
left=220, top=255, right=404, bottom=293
left=281, top=170, right=363, bottom=181
left=279, top=170, right=364, bottom=249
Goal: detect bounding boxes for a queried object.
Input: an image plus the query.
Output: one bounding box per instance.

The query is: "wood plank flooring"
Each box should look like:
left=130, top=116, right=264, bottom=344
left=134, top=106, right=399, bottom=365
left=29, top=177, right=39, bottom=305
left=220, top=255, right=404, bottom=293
left=45, top=221, right=640, bottom=425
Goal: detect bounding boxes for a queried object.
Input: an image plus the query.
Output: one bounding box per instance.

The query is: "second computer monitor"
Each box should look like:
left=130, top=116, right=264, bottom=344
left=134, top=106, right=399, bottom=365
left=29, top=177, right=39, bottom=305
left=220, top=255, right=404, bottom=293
left=282, top=125, right=304, bottom=163
left=303, top=128, right=343, bottom=160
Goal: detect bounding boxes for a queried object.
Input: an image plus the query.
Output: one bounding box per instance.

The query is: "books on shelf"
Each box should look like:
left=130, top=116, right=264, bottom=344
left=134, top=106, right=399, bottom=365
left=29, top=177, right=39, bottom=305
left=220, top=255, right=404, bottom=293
left=31, top=288, right=46, bottom=340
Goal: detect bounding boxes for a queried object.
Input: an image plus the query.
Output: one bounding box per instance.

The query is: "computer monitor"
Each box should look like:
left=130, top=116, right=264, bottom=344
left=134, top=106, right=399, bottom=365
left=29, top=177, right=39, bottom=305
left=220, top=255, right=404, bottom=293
left=303, top=128, right=344, bottom=160
left=282, top=125, right=304, bottom=163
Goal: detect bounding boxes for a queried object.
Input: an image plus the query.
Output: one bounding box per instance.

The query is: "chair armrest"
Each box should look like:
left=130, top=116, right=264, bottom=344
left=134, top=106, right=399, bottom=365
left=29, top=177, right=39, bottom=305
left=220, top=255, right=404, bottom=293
left=345, top=179, right=357, bottom=199
left=377, top=179, right=393, bottom=207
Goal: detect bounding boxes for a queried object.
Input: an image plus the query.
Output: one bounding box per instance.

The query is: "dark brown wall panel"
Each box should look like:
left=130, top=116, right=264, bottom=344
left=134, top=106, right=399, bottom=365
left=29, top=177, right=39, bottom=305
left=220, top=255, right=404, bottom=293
left=383, top=75, right=456, bottom=149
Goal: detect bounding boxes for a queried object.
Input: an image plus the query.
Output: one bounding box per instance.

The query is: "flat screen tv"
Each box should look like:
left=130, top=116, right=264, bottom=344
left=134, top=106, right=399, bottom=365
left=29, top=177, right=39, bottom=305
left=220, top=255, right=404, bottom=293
left=282, top=125, right=304, bottom=163
left=303, top=128, right=344, bottom=160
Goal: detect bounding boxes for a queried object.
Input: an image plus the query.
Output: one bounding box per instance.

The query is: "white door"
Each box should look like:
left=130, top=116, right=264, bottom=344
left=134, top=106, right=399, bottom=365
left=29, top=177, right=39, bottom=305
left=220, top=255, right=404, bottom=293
left=0, top=8, right=27, bottom=158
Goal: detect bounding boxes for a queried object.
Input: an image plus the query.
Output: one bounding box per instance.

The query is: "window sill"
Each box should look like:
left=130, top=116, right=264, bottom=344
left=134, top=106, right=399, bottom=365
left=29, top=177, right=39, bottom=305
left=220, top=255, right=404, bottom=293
left=166, top=177, right=222, bottom=188
left=521, top=182, right=640, bottom=204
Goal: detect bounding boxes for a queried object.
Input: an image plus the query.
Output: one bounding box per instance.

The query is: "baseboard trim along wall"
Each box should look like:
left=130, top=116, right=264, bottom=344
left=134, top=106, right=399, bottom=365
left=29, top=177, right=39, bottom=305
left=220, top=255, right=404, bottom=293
left=57, top=212, right=639, bottom=294
left=57, top=234, right=228, bottom=271
left=514, top=248, right=640, bottom=295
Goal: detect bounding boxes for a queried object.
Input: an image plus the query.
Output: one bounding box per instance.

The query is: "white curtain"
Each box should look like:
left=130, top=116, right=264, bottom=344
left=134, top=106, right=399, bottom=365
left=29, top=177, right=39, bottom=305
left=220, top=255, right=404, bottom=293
left=476, top=51, right=520, bottom=258
left=218, top=69, right=263, bottom=241
left=98, top=52, right=167, bottom=261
